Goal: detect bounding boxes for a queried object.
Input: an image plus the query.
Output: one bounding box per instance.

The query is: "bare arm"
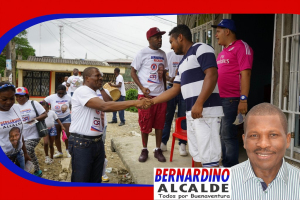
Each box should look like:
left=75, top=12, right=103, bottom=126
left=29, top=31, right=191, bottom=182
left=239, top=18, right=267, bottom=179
left=109, top=82, right=121, bottom=88
left=85, top=97, right=148, bottom=112
left=101, top=90, right=113, bottom=102
left=22, top=136, right=30, bottom=162
left=66, top=83, right=70, bottom=87
left=35, top=112, right=47, bottom=121
left=152, top=83, right=181, bottom=104
left=163, top=70, right=167, bottom=91
left=191, top=67, right=218, bottom=119
left=238, top=69, right=251, bottom=114
left=131, top=67, right=150, bottom=97
left=55, top=118, right=65, bottom=131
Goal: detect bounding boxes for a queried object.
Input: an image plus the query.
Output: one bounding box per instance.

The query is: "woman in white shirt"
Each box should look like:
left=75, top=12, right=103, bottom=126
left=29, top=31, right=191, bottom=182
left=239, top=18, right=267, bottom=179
left=15, top=87, right=47, bottom=177
left=0, top=82, right=30, bottom=170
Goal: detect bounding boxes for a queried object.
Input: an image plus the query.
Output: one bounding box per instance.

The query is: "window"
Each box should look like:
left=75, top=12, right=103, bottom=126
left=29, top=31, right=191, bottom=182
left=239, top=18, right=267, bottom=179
left=207, top=30, right=212, bottom=46
left=191, top=20, right=214, bottom=48
left=23, top=71, right=50, bottom=96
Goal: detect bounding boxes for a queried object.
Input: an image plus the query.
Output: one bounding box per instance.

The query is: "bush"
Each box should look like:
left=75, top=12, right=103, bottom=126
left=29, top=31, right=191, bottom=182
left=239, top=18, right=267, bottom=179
left=125, top=89, right=138, bottom=112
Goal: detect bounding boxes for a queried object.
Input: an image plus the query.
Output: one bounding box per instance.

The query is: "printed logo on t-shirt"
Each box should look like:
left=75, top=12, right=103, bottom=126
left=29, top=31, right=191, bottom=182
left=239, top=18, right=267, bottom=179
left=21, top=114, right=30, bottom=122
left=172, top=62, right=179, bottom=67
left=20, top=109, right=31, bottom=114
left=90, top=117, right=102, bottom=132
left=217, top=55, right=229, bottom=65
left=56, top=100, right=68, bottom=104
left=0, top=118, right=22, bottom=129
left=96, top=110, right=100, bottom=115
left=55, top=105, right=60, bottom=110
left=151, top=56, right=164, bottom=63
left=151, top=64, right=158, bottom=71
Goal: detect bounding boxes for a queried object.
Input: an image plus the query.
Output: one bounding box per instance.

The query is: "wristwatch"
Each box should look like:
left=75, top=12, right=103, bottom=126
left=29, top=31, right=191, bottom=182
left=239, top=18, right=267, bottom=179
left=99, top=87, right=104, bottom=91
left=240, top=95, right=248, bottom=100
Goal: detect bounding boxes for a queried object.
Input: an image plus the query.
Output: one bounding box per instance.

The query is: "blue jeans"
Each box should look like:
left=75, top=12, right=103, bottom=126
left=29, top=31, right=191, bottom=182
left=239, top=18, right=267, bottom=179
left=16, top=150, right=25, bottom=170
left=220, top=97, right=240, bottom=167
left=8, top=149, right=25, bottom=170
left=162, top=85, right=187, bottom=145
left=68, top=135, right=105, bottom=183
left=112, top=96, right=125, bottom=123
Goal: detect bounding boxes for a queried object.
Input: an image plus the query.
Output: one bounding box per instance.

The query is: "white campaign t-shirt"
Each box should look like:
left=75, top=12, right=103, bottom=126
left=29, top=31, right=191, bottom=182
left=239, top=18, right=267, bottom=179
left=45, top=94, right=71, bottom=118
left=116, top=74, right=126, bottom=96
left=67, top=75, right=83, bottom=93
left=131, top=47, right=168, bottom=96
left=70, top=86, right=103, bottom=136
left=166, top=51, right=184, bottom=81
left=0, top=104, right=24, bottom=155
left=96, top=89, right=111, bottom=126
left=44, top=110, right=58, bottom=128
left=17, top=100, right=45, bottom=140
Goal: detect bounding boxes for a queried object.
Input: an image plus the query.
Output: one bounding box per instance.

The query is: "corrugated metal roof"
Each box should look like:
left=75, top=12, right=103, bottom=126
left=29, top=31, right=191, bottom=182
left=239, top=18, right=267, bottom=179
left=26, top=56, right=106, bottom=66
left=105, top=58, right=133, bottom=63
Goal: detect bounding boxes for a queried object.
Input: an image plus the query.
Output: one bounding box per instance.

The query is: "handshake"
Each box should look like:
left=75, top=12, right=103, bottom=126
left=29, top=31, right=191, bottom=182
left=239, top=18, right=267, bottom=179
left=135, top=97, right=155, bottom=109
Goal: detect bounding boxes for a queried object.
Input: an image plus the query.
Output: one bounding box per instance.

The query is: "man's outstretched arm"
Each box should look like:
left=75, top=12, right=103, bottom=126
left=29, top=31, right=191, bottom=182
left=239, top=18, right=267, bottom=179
left=152, top=83, right=181, bottom=105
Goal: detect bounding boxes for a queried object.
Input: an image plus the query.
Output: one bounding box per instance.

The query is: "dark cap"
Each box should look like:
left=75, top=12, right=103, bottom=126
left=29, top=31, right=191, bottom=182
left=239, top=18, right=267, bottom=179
left=211, top=19, right=236, bottom=32
left=146, top=27, right=166, bottom=40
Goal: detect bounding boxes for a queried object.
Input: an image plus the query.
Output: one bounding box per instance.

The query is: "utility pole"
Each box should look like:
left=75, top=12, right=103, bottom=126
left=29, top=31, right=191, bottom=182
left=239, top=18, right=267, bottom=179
left=5, top=41, right=12, bottom=83
left=39, top=24, right=42, bottom=56
left=59, top=25, right=64, bottom=58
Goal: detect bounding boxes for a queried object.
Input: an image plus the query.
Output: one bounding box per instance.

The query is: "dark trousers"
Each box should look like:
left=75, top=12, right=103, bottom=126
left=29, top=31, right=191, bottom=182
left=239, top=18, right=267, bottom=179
left=112, top=96, right=125, bottom=123
left=68, top=135, right=105, bottom=183
left=220, top=97, right=240, bottom=167
left=162, top=85, right=187, bottom=145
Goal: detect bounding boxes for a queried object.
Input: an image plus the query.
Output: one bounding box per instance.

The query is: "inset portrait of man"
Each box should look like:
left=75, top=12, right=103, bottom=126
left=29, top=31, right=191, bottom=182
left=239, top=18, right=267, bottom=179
left=231, top=103, right=300, bottom=200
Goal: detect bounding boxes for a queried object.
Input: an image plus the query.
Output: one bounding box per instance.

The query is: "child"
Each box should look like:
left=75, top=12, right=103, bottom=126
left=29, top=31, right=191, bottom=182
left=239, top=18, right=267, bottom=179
left=9, top=127, right=25, bottom=169
left=40, top=102, right=65, bottom=164
left=61, top=104, right=68, bottom=114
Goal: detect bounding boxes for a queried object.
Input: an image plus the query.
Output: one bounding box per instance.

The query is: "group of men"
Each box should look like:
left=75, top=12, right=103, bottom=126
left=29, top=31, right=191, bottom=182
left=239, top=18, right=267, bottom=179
left=67, top=19, right=299, bottom=199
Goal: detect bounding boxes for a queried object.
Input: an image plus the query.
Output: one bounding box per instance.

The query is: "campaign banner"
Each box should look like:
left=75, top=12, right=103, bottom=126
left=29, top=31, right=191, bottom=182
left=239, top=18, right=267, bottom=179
left=154, top=168, right=231, bottom=200
left=6, top=59, right=11, bottom=70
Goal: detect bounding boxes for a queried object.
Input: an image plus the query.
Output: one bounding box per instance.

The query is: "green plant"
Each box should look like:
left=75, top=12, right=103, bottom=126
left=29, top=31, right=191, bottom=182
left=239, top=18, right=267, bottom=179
left=125, top=89, right=138, bottom=112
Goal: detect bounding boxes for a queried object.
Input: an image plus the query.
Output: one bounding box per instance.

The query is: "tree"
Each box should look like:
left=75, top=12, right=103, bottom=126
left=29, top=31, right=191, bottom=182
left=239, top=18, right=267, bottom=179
left=0, top=30, right=35, bottom=76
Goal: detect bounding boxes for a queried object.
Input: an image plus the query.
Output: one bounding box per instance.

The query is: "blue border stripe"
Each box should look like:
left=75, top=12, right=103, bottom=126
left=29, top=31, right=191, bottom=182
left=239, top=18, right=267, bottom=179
left=0, top=13, right=169, bottom=187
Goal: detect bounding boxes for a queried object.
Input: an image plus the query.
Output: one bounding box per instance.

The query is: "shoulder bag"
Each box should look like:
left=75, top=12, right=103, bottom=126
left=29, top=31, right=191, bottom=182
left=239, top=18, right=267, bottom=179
left=31, top=100, right=48, bottom=137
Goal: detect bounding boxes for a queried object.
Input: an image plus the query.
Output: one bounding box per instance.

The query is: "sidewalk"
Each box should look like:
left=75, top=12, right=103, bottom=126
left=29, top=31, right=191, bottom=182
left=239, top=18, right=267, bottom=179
left=111, top=135, right=248, bottom=185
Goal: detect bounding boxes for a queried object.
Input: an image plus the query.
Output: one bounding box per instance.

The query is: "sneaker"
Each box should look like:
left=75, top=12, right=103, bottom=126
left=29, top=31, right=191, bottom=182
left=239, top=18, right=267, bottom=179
left=108, top=120, right=117, bottom=124
left=154, top=149, right=166, bottom=162
left=138, top=149, right=149, bottom=162
left=118, top=122, right=125, bottom=126
left=66, top=150, right=71, bottom=158
left=48, top=158, right=53, bottom=164
left=53, top=152, right=63, bottom=158
left=160, top=142, right=167, bottom=152
left=179, top=144, right=188, bottom=156
left=34, top=170, right=43, bottom=177
left=45, top=156, right=50, bottom=164
left=102, top=174, right=109, bottom=182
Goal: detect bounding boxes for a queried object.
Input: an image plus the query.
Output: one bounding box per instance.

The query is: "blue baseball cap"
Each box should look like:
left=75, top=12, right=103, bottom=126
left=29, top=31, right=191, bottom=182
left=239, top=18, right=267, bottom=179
left=211, top=19, right=236, bottom=32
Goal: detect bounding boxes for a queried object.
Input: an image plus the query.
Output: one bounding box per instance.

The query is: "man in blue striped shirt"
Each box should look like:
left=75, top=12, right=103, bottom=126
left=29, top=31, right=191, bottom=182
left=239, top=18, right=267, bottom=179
left=152, top=24, right=224, bottom=167
left=232, top=103, right=300, bottom=200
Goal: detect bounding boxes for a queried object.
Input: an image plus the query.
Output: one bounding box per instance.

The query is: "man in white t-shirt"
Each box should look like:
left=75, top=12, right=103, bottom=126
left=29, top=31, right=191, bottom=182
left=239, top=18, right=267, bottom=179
left=131, top=27, right=168, bottom=163
left=66, top=68, right=83, bottom=96
left=68, top=67, right=150, bottom=183
left=108, top=68, right=126, bottom=126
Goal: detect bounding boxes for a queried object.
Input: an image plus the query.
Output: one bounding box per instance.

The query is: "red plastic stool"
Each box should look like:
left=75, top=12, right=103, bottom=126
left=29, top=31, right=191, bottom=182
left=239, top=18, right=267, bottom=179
left=170, top=116, right=194, bottom=167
